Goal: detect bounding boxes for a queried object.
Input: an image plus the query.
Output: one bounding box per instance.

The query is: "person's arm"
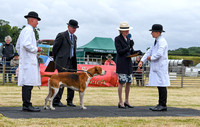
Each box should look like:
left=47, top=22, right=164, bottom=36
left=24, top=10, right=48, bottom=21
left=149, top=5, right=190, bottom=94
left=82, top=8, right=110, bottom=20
left=111, top=60, right=116, bottom=66
left=52, top=33, right=63, bottom=60
left=151, top=41, right=167, bottom=61
left=22, top=30, right=38, bottom=53
left=115, top=37, right=130, bottom=55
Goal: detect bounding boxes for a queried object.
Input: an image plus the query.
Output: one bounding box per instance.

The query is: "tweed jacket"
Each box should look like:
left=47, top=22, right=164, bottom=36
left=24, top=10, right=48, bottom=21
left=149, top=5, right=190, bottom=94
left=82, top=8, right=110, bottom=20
left=53, top=30, right=77, bottom=71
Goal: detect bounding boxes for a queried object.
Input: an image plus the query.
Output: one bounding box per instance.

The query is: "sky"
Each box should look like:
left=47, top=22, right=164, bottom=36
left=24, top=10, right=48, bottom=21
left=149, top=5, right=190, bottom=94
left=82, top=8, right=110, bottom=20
left=1, top=0, right=200, bottom=51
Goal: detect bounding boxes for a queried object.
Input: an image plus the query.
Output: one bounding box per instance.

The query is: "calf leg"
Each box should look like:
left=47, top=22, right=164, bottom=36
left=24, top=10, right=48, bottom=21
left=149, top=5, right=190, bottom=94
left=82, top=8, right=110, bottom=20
left=44, top=79, right=51, bottom=109
left=79, top=91, right=86, bottom=109
left=49, top=87, right=59, bottom=110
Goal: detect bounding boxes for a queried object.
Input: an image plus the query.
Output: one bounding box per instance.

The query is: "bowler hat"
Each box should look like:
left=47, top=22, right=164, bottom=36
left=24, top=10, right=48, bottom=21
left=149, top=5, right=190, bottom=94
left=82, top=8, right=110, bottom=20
left=67, top=19, right=79, bottom=28
left=149, top=24, right=165, bottom=32
left=24, top=11, right=41, bottom=21
left=117, top=22, right=133, bottom=31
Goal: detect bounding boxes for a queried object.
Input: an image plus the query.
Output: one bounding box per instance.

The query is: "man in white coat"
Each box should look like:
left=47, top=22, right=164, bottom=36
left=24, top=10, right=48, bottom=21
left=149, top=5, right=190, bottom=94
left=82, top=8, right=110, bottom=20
left=138, top=24, right=170, bottom=111
left=16, top=11, right=42, bottom=112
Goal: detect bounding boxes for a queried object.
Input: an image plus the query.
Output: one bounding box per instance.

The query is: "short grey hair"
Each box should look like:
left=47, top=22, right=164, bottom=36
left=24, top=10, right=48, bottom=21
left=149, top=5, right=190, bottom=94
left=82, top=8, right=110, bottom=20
left=4, top=35, right=12, bottom=42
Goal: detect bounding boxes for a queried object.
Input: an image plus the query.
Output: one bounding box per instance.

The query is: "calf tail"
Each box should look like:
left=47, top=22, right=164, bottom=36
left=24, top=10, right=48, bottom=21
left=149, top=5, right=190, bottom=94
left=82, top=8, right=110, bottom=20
left=41, top=75, right=52, bottom=78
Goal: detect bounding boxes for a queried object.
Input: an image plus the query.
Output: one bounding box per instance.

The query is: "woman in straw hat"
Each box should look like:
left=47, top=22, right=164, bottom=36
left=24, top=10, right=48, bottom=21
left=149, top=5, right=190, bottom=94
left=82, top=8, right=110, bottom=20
left=115, top=22, right=134, bottom=109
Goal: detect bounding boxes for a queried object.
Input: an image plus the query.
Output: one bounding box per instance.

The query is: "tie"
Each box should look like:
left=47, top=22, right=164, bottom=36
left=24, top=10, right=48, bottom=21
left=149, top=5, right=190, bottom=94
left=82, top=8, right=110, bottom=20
left=70, top=34, right=74, bottom=58
left=154, top=40, right=157, bottom=46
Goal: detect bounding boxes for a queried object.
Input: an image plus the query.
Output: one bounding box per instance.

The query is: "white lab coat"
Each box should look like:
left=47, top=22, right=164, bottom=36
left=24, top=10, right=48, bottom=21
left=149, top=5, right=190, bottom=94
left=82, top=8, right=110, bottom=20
left=141, top=35, right=170, bottom=87
left=16, top=24, right=41, bottom=86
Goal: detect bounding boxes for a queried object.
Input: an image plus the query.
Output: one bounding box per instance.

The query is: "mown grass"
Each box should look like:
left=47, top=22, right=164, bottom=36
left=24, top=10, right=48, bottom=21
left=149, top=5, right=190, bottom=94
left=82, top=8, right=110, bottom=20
left=0, top=85, right=200, bottom=127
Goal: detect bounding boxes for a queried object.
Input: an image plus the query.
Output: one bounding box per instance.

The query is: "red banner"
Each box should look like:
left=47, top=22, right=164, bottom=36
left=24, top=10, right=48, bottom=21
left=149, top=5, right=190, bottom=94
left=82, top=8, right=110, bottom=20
left=40, top=64, right=118, bottom=87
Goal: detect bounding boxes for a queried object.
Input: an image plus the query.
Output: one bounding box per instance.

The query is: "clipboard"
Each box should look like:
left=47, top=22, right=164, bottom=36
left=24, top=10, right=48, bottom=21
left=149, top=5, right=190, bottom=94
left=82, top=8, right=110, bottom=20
left=127, top=52, right=139, bottom=58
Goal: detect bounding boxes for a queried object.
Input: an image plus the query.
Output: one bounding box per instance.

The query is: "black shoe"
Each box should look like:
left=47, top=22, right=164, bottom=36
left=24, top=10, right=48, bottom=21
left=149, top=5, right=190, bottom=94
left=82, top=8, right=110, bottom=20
left=124, top=102, right=134, bottom=108
left=67, top=103, right=76, bottom=107
left=53, top=102, right=67, bottom=107
left=150, top=105, right=167, bottom=111
left=34, top=106, right=40, bottom=109
left=22, top=106, right=41, bottom=112
left=149, top=104, right=159, bottom=110
left=118, top=103, right=126, bottom=109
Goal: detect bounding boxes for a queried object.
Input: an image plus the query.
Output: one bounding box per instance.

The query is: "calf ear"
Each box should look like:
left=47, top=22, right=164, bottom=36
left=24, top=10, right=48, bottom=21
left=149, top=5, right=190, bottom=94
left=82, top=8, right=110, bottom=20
left=96, top=66, right=102, bottom=73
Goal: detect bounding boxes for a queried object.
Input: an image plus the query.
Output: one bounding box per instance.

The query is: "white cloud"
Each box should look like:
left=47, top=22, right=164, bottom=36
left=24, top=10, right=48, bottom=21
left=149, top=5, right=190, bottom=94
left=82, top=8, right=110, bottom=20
left=0, top=0, right=200, bottom=51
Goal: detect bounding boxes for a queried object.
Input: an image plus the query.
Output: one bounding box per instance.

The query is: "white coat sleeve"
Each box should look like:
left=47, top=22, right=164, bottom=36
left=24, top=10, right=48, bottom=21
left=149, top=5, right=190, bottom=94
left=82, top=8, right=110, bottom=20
left=22, top=30, right=38, bottom=54
left=16, top=36, right=20, bottom=55
left=151, top=41, right=166, bottom=61
left=141, top=46, right=153, bottom=63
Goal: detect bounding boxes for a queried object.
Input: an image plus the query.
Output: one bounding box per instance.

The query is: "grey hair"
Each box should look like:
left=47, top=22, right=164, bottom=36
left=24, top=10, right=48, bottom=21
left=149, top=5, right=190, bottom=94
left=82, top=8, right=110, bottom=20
left=4, top=35, right=12, bottom=42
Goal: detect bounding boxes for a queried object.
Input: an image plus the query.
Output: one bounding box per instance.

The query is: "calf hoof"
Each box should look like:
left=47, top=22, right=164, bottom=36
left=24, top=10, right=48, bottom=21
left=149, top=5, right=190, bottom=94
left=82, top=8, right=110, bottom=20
left=43, top=106, right=49, bottom=110
left=50, top=107, right=55, bottom=110
left=81, top=106, right=87, bottom=110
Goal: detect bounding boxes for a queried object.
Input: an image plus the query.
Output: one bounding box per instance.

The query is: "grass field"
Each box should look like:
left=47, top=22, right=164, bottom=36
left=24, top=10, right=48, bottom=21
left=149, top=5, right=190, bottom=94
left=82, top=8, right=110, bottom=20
left=0, top=85, right=200, bottom=127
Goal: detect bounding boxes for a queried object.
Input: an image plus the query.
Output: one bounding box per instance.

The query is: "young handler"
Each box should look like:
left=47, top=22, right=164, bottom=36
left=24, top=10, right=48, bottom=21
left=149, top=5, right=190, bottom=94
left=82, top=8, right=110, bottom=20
left=138, top=24, right=170, bottom=111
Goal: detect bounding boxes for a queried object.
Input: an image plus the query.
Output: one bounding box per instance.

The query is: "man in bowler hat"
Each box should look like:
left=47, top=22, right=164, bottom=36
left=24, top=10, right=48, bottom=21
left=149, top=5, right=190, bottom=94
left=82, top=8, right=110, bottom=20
left=16, top=11, right=42, bottom=112
left=52, top=19, right=79, bottom=107
left=138, top=24, right=170, bottom=111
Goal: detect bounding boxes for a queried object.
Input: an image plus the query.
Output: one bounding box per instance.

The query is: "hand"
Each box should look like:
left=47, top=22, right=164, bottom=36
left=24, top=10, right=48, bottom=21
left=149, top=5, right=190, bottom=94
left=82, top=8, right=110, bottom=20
left=147, top=56, right=151, bottom=61
left=138, top=61, right=143, bottom=68
left=130, top=40, right=134, bottom=47
left=37, top=47, right=42, bottom=52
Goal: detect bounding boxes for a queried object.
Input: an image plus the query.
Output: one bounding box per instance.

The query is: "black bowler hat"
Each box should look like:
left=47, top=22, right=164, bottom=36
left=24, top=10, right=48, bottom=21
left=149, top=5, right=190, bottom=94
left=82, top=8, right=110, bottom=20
left=149, top=24, right=165, bottom=32
left=67, top=19, right=79, bottom=28
left=24, top=11, right=41, bottom=21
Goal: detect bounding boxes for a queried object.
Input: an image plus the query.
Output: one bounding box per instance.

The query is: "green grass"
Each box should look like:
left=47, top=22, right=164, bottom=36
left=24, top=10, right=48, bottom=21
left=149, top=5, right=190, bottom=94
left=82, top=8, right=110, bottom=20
left=0, top=85, right=200, bottom=127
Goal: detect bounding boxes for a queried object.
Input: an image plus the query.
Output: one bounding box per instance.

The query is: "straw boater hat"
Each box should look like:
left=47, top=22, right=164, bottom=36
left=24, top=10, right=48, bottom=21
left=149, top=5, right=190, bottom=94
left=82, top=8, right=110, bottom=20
left=117, top=22, right=133, bottom=31
left=106, top=54, right=113, bottom=59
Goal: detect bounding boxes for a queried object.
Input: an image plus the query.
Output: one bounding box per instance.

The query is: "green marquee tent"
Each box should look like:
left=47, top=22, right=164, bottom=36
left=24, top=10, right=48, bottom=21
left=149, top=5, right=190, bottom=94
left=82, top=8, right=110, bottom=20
left=76, top=37, right=116, bottom=58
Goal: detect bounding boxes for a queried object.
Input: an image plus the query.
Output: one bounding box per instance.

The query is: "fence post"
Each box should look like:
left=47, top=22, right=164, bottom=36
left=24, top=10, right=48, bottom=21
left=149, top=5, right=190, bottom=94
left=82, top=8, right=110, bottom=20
left=87, top=55, right=89, bottom=64
left=142, top=64, right=144, bottom=86
left=181, top=65, right=185, bottom=88
left=2, top=57, right=6, bottom=85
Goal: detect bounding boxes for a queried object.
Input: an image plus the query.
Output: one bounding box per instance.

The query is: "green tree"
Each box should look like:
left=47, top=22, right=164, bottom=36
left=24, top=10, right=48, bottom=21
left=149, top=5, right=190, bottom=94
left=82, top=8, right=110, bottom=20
left=0, top=19, right=40, bottom=45
left=0, top=20, right=11, bottom=42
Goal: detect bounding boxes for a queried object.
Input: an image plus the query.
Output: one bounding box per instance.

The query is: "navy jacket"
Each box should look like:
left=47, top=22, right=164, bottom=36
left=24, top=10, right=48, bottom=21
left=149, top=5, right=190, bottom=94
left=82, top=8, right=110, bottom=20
left=115, top=34, right=133, bottom=74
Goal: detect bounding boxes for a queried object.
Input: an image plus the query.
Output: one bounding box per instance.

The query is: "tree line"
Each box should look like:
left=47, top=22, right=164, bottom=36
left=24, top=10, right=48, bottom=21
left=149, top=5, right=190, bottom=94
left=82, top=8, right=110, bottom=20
left=168, top=47, right=200, bottom=56
left=0, top=19, right=40, bottom=46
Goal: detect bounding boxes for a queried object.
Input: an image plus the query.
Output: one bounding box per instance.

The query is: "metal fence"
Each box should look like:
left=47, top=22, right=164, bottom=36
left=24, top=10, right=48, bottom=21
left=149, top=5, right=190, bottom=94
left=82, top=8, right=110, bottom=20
left=1, top=59, right=200, bottom=87
left=132, top=65, right=200, bottom=87
left=0, top=59, right=18, bottom=85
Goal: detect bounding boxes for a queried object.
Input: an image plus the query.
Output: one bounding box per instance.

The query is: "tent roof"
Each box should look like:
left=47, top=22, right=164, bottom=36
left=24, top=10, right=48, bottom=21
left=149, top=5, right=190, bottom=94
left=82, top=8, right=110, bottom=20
left=77, top=37, right=116, bottom=54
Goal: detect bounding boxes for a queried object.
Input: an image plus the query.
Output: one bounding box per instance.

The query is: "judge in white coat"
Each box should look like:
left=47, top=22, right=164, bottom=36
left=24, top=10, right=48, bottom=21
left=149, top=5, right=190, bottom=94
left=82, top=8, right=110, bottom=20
left=16, top=11, right=42, bottom=112
left=138, top=24, right=170, bottom=111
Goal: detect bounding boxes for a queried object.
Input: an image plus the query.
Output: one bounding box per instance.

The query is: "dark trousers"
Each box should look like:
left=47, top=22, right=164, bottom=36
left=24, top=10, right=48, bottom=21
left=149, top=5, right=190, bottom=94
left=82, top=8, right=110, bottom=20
left=157, top=87, right=167, bottom=106
left=53, top=58, right=76, bottom=104
left=5, top=62, right=12, bottom=82
left=53, top=87, right=75, bottom=104
left=22, top=85, right=33, bottom=107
